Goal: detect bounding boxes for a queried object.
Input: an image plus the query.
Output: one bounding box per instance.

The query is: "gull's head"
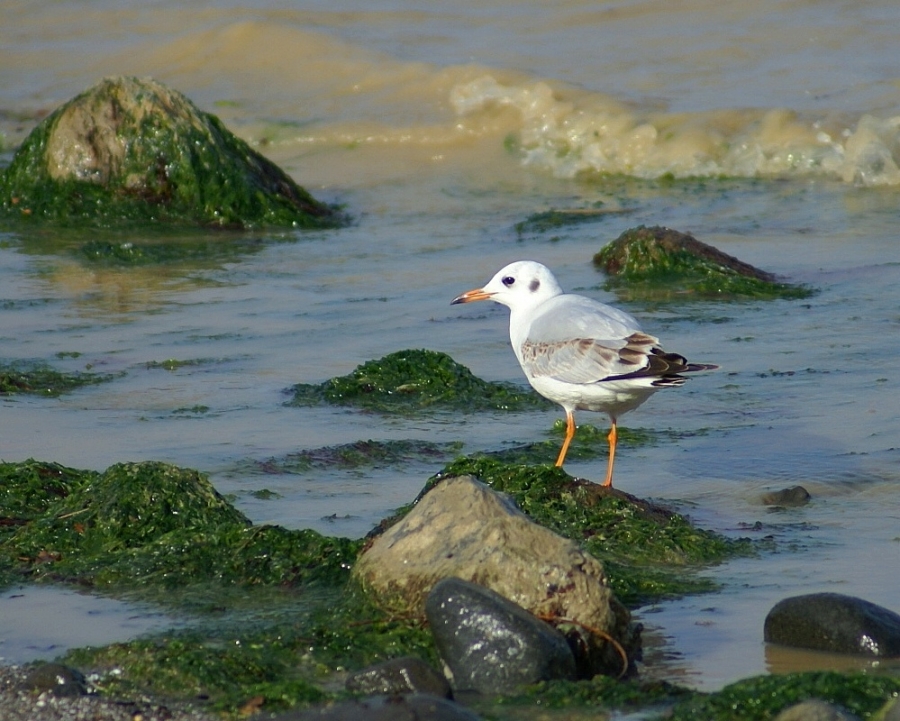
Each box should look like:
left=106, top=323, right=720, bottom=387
left=451, top=260, right=563, bottom=311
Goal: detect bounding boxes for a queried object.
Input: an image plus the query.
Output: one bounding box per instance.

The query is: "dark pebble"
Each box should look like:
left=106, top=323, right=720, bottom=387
left=425, top=577, right=576, bottom=694
left=22, top=663, right=87, bottom=697
left=765, top=593, right=900, bottom=656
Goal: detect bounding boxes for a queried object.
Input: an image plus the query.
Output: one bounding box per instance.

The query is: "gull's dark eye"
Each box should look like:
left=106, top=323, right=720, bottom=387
left=502, top=276, right=515, bottom=287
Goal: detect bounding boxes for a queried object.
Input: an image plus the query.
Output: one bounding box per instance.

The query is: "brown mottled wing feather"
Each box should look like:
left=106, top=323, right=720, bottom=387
left=521, top=332, right=659, bottom=384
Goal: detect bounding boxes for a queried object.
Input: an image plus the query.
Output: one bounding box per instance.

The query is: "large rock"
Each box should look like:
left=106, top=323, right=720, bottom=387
left=425, top=577, right=576, bottom=693
left=592, top=225, right=813, bottom=300
left=352, top=476, right=636, bottom=674
left=764, top=593, right=900, bottom=657
left=0, top=76, right=340, bottom=228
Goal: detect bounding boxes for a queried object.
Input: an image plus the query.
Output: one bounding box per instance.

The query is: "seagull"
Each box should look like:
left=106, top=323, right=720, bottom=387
left=451, top=260, right=717, bottom=487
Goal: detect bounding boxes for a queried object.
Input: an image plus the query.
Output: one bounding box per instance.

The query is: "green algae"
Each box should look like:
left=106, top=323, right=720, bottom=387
left=514, top=205, right=632, bottom=238
left=486, top=420, right=684, bottom=466
left=62, top=588, right=436, bottom=715
left=78, top=237, right=266, bottom=265
left=0, top=460, right=360, bottom=593
left=491, top=671, right=900, bottom=720
left=0, top=361, right=118, bottom=397
left=429, top=457, right=752, bottom=606
left=496, top=675, right=688, bottom=713
left=0, top=76, right=342, bottom=229
left=146, top=357, right=216, bottom=371
left=287, top=349, right=551, bottom=413
left=670, top=671, right=900, bottom=721
left=250, top=439, right=464, bottom=474
left=593, top=225, right=815, bottom=300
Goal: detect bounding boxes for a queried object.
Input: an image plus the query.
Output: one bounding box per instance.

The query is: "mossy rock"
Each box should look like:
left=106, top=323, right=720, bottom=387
left=0, top=361, right=118, bottom=396
left=497, top=671, right=900, bottom=721
left=287, top=348, right=552, bottom=413
left=669, top=671, right=900, bottom=721
left=380, top=457, right=755, bottom=606
left=514, top=206, right=632, bottom=237
left=62, top=588, right=438, bottom=715
left=593, top=226, right=814, bottom=300
left=0, top=460, right=360, bottom=592
left=0, top=76, right=342, bottom=229
left=250, top=438, right=464, bottom=474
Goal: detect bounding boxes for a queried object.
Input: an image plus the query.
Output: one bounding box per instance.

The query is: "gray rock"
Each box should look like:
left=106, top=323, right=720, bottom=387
left=272, top=693, right=482, bottom=721
left=352, top=475, right=635, bottom=675
left=21, top=663, right=86, bottom=697
left=346, top=657, right=452, bottom=698
left=773, top=699, right=861, bottom=721
left=762, top=486, right=811, bottom=507
left=425, top=577, right=577, bottom=694
left=764, top=593, right=900, bottom=656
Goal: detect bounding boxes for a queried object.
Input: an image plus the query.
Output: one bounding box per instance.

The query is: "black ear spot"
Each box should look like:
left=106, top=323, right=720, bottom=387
left=529, top=279, right=540, bottom=292
left=502, top=276, right=515, bottom=287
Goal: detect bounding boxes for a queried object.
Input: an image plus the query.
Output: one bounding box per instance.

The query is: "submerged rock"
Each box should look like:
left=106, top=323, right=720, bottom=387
left=764, top=593, right=900, bottom=657
left=761, top=485, right=811, bottom=507
left=352, top=475, right=637, bottom=676
left=345, top=657, right=452, bottom=699
left=425, top=577, right=577, bottom=693
left=0, top=76, right=340, bottom=228
left=0, top=362, right=117, bottom=397
left=287, top=349, right=550, bottom=413
left=593, top=225, right=814, bottom=299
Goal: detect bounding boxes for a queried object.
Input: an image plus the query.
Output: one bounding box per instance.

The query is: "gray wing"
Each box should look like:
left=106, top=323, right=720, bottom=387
left=521, top=332, right=658, bottom=384
left=519, top=294, right=657, bottom=384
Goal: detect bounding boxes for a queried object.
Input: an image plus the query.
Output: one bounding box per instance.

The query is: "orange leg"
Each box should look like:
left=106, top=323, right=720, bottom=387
left=554, top=409, right=576, bottom=467
left=601, top=418, right=618, bottom=488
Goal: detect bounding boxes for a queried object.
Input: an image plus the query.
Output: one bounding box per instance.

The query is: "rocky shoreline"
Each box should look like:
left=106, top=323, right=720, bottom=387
left=0, top=665, right=220, bottom=721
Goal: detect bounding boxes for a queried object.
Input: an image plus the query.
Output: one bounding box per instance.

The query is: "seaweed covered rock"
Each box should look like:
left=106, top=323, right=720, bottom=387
left=593, top=225, right=813, bottom=299
left=0, top=459, right=360, bottom=591
left=429, top=457, right=752, bottom=606
left=0, top=76, right=340, bottom=228
left=287, top=349, right=551, bottom=413
left=0, top=361, right=117, bottom=397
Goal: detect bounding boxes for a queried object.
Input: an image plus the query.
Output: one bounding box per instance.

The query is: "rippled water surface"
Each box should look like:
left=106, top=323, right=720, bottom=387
left=1, top=0, right=899, bottom=691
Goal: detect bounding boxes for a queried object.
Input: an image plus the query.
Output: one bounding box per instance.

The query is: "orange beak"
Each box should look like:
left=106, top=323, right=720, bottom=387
left=451, top=287, right=493, bottom=305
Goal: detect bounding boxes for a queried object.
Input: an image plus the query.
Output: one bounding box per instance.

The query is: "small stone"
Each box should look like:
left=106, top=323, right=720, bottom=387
left=346, top=657, right=452, bottom=698
left=425, top=577, right=576, bottom=694
left=22, top=663, right=87, bottom=697
left=761, top=486, right=811, bottom=507
left=773, top=698, right=861, bottom=721
left=764, top=593, right=900, bottom=656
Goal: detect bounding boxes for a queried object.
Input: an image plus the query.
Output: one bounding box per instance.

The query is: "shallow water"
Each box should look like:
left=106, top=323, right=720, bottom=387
left=0, top=585, right=176, bottom=665
left=1, top=0, right=900, bottom=692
